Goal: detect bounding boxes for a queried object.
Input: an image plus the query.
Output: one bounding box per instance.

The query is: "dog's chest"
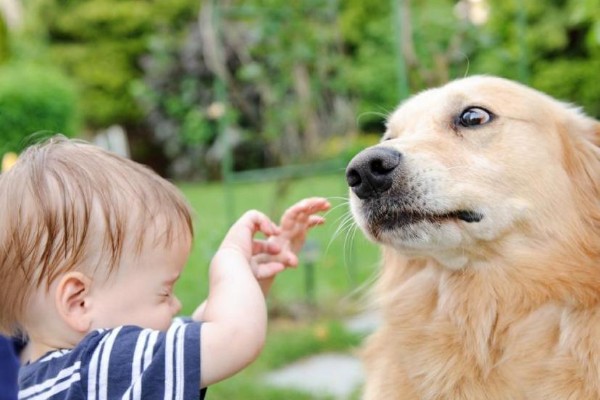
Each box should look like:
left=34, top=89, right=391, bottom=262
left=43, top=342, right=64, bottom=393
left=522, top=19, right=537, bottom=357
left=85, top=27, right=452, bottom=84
left=365, top=267, right=600, bottom=399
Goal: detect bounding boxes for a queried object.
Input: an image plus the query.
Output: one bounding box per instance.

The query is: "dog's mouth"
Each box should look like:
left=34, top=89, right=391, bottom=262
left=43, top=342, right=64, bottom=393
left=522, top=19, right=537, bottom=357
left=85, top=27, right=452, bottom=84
left=452, top=210, right=483, bottom=223
left=370, top=208, right=483, bottom=231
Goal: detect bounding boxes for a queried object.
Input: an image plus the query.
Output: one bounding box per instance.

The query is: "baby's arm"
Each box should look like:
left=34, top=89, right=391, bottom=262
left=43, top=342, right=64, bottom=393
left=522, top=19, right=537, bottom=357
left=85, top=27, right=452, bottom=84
left=192, top=198, right=330, bottom=316
left=252, top=197, right=330, bottom=295
left=195, top=210, right=280, bottom=387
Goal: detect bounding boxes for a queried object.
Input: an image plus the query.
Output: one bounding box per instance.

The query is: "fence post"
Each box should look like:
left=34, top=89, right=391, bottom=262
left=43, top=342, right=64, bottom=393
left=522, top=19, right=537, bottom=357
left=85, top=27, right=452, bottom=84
left=391, top=0, right=410, bottom=101
left=302, top=239, right=320, bottom=305
left=515, top=0, right=530, bottom=84
left=211, top=0, right=236, bottom=224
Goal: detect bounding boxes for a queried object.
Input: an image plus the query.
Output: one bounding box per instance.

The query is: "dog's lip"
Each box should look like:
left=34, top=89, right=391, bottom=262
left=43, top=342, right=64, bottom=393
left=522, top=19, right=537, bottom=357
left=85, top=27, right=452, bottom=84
left=453, top=210, right=484, bottom=223
left=376, top=209, right=483, bottom=230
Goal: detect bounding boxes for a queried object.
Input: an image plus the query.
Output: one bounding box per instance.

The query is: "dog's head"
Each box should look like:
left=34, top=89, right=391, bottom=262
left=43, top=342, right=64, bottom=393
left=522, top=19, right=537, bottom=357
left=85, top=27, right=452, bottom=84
left=347, top=76, right=600, bottom=269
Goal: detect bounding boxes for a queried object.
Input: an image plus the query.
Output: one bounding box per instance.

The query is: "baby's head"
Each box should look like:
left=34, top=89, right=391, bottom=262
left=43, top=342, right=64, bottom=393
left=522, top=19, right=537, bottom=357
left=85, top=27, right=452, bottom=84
left=0, top=136, right=194, bottom=341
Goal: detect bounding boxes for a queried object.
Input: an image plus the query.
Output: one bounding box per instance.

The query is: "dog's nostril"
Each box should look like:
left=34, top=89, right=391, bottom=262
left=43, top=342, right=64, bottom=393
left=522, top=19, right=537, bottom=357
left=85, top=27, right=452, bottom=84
left=370, top=151, right=401, bottom=175
left=370, top=159, right=384, bottom=174
left=346, top=169, right=362, bottom=188
left=370, top=159, right=391, bottom=175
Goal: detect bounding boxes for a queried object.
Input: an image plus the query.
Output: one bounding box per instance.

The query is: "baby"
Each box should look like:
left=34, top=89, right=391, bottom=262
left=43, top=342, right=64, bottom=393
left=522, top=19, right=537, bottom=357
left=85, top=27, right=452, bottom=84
left=0, top=136, right=330, bottom=399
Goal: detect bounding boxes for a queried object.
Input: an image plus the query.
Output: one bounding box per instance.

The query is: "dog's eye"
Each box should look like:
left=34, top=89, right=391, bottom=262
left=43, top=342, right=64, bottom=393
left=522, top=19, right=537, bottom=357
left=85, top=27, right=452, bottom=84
left=458, top=107, right=493, bottom=127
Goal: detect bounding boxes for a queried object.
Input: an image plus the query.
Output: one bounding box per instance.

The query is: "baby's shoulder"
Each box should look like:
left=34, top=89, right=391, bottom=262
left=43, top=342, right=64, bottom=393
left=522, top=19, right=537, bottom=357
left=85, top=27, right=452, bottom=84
left=80, top=318, right=201, bottom=364
left=20, top=320, right=202, bottom=399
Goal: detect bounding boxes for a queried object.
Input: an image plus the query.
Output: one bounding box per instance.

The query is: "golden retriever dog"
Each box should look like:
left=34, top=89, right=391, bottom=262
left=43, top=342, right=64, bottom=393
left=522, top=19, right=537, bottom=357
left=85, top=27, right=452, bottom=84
left=345, top=75, right=600, bottom=399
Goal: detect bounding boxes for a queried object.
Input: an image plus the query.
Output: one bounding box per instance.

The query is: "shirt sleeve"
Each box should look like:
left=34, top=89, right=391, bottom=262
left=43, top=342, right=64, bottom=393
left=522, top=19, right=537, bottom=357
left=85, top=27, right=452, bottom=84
left=0, top=335, right=19, bottom=400
left=81, top=318, right=202, bottom=400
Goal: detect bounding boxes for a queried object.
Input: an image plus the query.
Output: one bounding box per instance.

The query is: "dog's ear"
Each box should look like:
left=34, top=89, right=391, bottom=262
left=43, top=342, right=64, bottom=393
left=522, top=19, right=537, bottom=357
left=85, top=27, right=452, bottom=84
left=560, top=108, right=600, bottom=148
left=578, top=114, right=600, bottom=147
left=557, top=110, right=600, bottom=188
left=593, top=122, right=600, bottom=147
left=556, top=111, right=600, bottom=235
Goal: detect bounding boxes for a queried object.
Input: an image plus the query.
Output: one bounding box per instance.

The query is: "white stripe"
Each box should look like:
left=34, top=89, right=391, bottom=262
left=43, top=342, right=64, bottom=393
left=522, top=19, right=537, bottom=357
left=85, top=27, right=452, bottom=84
left=163, top=325, right=178, bottom=400
left=24, top=373, right=81, bottom=400
left=19, top=362, right=81, bottom=398
left=98, top=326, right=122, bottom=400
left=39, top=349, right=71, bottom=363
left=131, top=329, right=151, bottom=400
left=143, top=330, right=159, bottom=371
left=175, top=324, right=186, bottom=399
left=123, top=329, right=160, bottom=400
left=88, top=331, right=114, bottom=400
left=120, top=329, right=150, bottom=400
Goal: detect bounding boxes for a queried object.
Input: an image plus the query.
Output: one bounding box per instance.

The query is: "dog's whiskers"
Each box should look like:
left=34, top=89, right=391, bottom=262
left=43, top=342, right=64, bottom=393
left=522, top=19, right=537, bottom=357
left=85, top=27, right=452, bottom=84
left=328, top=213, right=356, bottom=253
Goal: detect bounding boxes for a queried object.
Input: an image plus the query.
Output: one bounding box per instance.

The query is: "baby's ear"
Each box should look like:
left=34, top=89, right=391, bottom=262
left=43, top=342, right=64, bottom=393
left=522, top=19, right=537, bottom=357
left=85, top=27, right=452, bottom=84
left=55, top=272, right=93, bottom=333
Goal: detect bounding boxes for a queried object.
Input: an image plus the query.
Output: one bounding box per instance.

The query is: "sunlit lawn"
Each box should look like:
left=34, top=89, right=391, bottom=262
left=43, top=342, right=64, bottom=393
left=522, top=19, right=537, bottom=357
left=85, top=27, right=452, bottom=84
left=175, top=173, right=380, bottom=398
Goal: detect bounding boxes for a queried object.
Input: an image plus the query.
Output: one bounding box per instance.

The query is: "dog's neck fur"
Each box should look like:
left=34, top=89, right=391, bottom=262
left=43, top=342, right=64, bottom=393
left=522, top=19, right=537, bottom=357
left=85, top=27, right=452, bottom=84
left=377, top=232, right=600, bottom=319
left=367, top=243, right=600, bottom=398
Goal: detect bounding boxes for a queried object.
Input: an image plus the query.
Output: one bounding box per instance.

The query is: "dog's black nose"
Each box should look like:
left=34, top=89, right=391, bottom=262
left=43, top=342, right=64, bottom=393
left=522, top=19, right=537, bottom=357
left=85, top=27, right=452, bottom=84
left=346, top=147, right=402, bottom=199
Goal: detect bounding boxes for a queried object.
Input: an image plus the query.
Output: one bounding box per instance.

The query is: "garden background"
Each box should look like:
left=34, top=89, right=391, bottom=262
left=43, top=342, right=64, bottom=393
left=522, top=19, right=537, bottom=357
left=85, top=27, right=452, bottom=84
left=1, top=0, right=599, bottom=397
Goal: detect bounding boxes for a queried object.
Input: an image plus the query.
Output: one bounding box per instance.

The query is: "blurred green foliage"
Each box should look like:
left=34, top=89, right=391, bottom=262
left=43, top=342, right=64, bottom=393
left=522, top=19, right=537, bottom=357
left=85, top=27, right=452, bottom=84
left=321, top=133, right=381, bottom=164
left=37, top=0, right=198, bottom=128
left=339, top=0, right=479, bottom=128
left=134, top=0, right=354, bottom=178
left=0, top=63, right=79, bottom=154
left=0, top=17, right=9, bottom=63
left=2, top=0, right=599, bottom=175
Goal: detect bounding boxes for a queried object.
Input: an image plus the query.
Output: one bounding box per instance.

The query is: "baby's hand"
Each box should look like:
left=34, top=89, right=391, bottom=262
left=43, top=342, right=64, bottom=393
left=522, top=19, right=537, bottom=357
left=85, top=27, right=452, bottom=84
left=278, top=197, right=331, bottom=255
left=251, top=197, right=330, bottom=280
left=218, top=210, right=280, bottom=260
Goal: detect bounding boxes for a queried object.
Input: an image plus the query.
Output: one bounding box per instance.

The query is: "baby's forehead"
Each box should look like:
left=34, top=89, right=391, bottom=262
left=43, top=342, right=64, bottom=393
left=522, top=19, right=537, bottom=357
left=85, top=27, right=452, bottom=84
left=86, top=222, right=192, bottom=279
left=89, top=203, right=192, bottom=246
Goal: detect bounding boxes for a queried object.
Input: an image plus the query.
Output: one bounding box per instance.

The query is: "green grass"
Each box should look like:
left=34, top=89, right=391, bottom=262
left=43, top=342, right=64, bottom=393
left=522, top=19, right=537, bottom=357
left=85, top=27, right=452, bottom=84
left=207, top=320, right=365, bottom=399
left=174, top=173, right=380, bottom=398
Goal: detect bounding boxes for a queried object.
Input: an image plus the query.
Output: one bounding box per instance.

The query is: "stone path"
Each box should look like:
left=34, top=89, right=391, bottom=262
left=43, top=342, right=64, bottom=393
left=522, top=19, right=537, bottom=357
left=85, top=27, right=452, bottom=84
left=262, top=311, right=381, bottom=399
left=263, top=353, right=363, bottom=399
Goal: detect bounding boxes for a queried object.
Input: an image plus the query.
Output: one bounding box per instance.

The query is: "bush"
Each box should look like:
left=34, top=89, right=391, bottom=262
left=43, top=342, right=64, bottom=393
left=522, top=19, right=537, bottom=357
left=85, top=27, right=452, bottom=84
left=321, top=133, right=381, bottom=163
left=0, top=63, right=80, bottom=155
left=533, top=58, right=600, bottom=118
left=42, top=0, right=198, bottom=128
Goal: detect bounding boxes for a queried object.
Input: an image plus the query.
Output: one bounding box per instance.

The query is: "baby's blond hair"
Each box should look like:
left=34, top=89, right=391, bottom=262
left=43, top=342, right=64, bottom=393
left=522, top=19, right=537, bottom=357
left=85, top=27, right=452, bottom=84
left=0, top=136, right=193, bottom=335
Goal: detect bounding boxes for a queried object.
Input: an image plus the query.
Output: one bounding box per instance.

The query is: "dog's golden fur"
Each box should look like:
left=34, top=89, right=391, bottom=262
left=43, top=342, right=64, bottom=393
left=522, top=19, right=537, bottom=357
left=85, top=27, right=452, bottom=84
left=346, top=76, right=600, bottom=399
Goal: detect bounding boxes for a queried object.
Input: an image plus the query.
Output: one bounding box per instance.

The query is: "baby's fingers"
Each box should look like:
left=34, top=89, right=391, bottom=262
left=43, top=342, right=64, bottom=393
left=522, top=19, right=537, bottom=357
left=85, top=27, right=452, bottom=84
left=250, top=255, right=287, bottom=279
left=220, top=210, right=280, bottom=256
left=308, top=215, right=326, bottom=227
left=306, top=197, right=331, bottom=212
left=252, top=239, right=281, bottom=255
left=242, top=210, right=280, bottom=236
left=255, top=262, right=286, bottom=279
left=281, top=198, right=331, bottom=224
left=295, top=197, right=330, bottom=214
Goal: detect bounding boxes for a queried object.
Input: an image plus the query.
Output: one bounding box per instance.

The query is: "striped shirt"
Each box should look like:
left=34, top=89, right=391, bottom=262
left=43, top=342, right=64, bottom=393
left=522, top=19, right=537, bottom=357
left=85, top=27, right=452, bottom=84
left=18, top=319, right=204, bottom=400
